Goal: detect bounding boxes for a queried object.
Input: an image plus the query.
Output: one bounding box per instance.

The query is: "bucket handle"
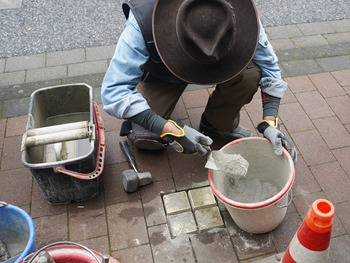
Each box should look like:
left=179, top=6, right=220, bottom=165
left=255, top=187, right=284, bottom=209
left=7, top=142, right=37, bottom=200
left=55, top=102, right=106, bottom=180
left=23, top=241, right=103, bottom=263
left=275, top=190, right=293, bottom=208
left=0, top=201, right=8, bottom=207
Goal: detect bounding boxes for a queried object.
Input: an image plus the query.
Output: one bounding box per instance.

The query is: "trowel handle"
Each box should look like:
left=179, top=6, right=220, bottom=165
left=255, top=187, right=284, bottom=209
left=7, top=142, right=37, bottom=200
left=119, top=140, right=137, bottom=171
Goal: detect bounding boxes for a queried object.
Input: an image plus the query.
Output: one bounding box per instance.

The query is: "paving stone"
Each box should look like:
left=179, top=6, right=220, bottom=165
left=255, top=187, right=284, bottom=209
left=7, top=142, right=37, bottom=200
left=46, top=48, right=85, bottom=67
left=282, top=59, right=323, bottom=77
left=103, top=163, right=140, bottom=205
left=112, top=244, right=153, bottom=263
left=230, top=229, right=275, bottom=260
left=332, top=69, right=350, bottom=86
left=134, top=146, right=173, bottom=182
left=5, top=115, right=26, bottom=137
left=0, top=58, right=5, bottom=73
left=187, top=107, right=205, bottom=131
left=310, top=162, right=350, bottom=203
left=0, top=71, right=26, bottom=86
left=332, top=147, right=350, bottom=176
left=170, top=97, right=188, bottom=120
left=291, top=35, right=329, bottom=48
left=308, top=72, right=346, bottom=97
left=69, top=194, right=108, bottom=241
left=291, top=130, right=335, bottom=166
left=168, top=149, right=209, bottom=191
left=244, top=98, right=263, bottom=126
left=0, top=118, right=6, bottom=149
left=0, top=168, right=33, bottom=206
left=33, top=213, right=68, bottom=249
left=190, top=230, right=238, bottom=263
left=313, top=116, right=350, bottom=149
left=316, top=56, right=350, bottom=72
left=295, top=91, right=334, bottom=120
left=194, top=206, right=224, bottom=231
left=86, top=45, right=115, bottom=61
left=148, top=224, right=195, bottom=263
left=326, top=95, right=350, bottom=124
left=182, top=89, right=209, bottom=109
left=270, top=38, right=295, bottom=51
left=328, top=235, right=350, bottom=263
left=78, top=236, right=110, bottom=258
left=107, top=200, right=149, bottom=251
left=265, top=25, right=303, bottom=40
left=279, top=102, right=314, bottom=133
left=5, top=54, right=45, bottom=72
left=271, top=212, right=302, bottom=252
left=324, top=32, right=350, bottom=44
left=2, top=97, right=30, bottom=118
left=26, top=65, right=67, bottom=83
left=1, top=135, right=23, bottom=170
left=280, top=86, right=297, bottom=104
left=292, top=156, right=321, bottom=197
left=329, top=19, right=350, bottom=32
left=168, top=211, right=197, bottom=237
left=68, top=60, right=108, bottom=77
left=141, top=179, right=175, bottom=227
left=30, top=182, right=67, bottom=218
left=163, top=191, right=191, bottom=215
left=335, top=201, right=350, bottom=234
left=297, top=22, right=335, bottom=36
left=188, top=186, right=216, bottom=210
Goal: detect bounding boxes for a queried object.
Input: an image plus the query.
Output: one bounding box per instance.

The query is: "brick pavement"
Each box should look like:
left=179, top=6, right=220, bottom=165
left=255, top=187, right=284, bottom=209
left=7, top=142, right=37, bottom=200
left=1, top=20, right=350, bottom=262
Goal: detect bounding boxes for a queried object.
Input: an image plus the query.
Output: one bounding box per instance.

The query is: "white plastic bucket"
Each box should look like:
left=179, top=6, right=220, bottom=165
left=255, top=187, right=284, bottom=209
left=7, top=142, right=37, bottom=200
left=208, top=137, right=295, bottom=234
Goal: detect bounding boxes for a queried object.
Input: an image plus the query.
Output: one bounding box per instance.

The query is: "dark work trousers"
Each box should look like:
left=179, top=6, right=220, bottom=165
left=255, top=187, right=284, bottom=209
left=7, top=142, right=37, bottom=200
left=137, top=61, right=261, bottom=131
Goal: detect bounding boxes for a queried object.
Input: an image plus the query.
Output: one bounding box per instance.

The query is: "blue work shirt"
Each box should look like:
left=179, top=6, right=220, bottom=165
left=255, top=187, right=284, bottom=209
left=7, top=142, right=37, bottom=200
left=102, top=11, right=287, bottom=120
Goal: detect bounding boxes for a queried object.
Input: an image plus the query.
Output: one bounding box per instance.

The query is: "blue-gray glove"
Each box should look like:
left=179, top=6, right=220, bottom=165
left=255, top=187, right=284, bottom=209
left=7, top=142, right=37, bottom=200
left=257, top=119, right=297, bottom=163
left=161, top=120, right=213, bottom=156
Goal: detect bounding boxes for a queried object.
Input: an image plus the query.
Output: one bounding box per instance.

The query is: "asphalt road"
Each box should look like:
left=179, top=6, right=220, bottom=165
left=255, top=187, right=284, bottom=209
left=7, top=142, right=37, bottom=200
left=0, top=0, right=349, bottom=58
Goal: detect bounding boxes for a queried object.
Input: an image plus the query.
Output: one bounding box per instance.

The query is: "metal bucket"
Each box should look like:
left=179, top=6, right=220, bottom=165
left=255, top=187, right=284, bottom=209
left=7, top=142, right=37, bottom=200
left=21, top=84, right=106, bottom=205
left=208, top=137, right=295, bottom=233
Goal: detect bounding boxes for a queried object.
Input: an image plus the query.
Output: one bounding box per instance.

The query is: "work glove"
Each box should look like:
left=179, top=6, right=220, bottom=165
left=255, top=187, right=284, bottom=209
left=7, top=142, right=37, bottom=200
left=161, top=120, right=213, bottom=156
left=257, top=119, right=297, bottom=163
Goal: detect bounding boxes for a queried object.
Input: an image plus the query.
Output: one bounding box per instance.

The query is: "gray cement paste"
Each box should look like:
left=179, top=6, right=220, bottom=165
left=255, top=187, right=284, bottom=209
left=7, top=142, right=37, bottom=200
left=209, top=151, right=249, bottom=178
left=0, top=239, right=10, bottom=262
left=223, top=177, right=279, bottom=203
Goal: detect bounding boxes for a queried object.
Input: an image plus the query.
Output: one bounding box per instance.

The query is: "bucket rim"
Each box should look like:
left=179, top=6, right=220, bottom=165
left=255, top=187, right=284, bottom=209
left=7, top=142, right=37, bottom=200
left=208, top=137, right=295, bottom=209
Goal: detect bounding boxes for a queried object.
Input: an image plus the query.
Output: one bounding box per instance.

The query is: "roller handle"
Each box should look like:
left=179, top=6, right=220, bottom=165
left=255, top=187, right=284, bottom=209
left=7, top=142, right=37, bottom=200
left=119, top=140, right=138, bottom=172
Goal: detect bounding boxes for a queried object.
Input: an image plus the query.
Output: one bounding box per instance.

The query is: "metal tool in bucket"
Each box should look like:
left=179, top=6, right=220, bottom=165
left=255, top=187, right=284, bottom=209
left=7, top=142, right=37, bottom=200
left=208, top=137, right=295, bottom=234
left=0, top=202, right=37, bottom=263
left=21, top=84, right=106, bottom=205
left=20, top=241, right=120, bottom=263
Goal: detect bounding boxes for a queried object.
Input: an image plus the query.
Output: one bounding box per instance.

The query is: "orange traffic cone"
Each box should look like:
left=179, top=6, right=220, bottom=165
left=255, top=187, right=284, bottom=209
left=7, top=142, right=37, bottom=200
left=282, top=199, right=334, bottom=262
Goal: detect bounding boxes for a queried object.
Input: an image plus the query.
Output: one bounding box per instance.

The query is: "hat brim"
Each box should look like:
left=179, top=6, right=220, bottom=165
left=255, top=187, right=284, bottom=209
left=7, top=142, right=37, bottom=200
left=152, top=0, right=259, bottom=85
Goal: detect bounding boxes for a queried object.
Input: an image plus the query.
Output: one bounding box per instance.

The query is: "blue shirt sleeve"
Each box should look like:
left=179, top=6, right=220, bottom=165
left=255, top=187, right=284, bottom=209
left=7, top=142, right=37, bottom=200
left=101, top=11, right=151, bottom=119
left=253, top=20, right=287, bottom=99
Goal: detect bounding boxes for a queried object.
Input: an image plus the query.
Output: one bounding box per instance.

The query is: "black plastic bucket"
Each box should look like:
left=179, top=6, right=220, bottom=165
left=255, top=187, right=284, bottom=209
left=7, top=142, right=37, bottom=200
left=21, top=84, right=106, bottom=205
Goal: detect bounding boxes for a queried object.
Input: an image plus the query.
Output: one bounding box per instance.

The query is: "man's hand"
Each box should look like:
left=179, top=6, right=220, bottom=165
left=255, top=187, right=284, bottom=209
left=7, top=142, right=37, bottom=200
left=161, top=120, right=213, bottom=156
left=257, top=118, right=297, bottom=163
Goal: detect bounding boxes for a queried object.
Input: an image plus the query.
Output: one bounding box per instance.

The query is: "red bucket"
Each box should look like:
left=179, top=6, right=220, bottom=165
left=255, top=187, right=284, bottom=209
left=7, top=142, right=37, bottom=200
left=20, top=242, right=120, bottom=263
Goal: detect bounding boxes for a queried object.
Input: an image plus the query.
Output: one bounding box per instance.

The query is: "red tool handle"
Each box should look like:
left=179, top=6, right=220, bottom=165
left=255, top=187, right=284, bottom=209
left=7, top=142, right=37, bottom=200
left=55, top=101, right=106, bottom=180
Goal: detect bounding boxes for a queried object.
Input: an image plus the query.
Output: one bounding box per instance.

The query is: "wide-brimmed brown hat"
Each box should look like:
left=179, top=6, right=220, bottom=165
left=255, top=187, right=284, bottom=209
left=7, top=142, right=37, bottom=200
left=152, top=0, right=259, bottom=85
